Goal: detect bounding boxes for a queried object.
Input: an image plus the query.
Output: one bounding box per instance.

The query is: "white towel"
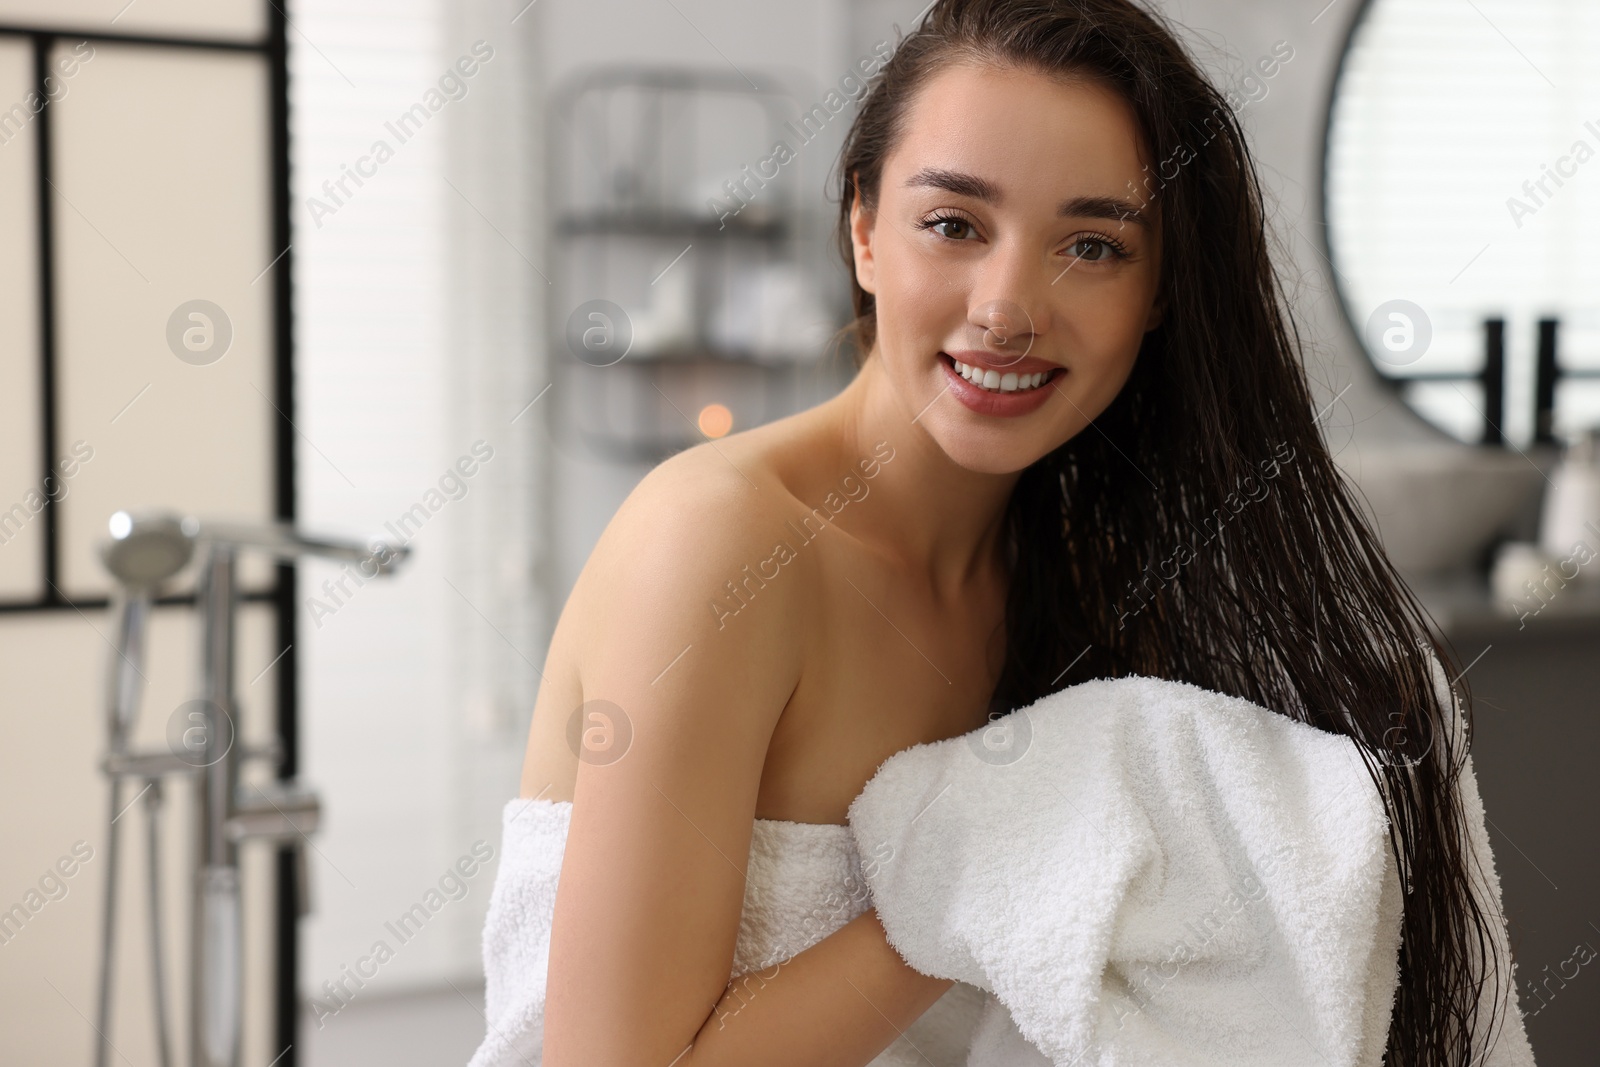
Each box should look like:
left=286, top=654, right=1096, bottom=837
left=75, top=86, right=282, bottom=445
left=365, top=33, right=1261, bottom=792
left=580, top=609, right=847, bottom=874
left=845, top=673, right=1536, bottom=1067
left=467, top=797, right=986, bottom=1066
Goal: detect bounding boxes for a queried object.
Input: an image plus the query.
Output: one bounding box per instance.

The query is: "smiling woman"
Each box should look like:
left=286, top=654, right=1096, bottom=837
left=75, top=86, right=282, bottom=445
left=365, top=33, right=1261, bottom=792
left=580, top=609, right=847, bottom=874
left=843, top=63, right=1164, bottom=471
left=475, top=1, right=1533, bottom=1065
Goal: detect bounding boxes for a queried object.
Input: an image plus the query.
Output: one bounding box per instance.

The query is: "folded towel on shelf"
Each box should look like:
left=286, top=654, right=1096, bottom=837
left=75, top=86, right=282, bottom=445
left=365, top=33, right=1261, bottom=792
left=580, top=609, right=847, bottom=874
left=846, top=672, right=1536, bottom=1067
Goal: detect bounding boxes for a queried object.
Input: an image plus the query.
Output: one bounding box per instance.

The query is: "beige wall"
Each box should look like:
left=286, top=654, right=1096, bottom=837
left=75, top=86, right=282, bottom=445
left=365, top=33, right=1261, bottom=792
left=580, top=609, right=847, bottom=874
left=0, top=4, right=283, bottom=1064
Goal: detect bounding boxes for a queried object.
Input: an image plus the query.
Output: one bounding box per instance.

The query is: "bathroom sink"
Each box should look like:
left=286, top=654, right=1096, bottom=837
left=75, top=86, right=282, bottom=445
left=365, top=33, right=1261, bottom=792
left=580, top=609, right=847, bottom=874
left=1332, top=443, right=1549, bottom=575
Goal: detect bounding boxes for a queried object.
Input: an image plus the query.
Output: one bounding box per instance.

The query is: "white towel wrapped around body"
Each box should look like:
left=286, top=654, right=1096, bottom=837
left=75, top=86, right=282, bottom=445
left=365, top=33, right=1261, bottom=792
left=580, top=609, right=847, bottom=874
left=845, top=673, right=1536, bottom=1067
left=466, top=797, right=985, bottom=1066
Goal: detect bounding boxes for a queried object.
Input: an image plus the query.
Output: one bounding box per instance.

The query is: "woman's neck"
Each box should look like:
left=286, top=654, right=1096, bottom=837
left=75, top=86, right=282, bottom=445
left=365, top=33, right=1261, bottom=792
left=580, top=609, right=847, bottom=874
left=817, top=351, right=1022, bottom=595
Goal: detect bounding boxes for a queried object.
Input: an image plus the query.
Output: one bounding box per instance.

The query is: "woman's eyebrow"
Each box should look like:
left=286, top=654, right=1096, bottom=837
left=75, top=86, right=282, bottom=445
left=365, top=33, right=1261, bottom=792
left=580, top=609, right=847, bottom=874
left=905, top=166, right=1001, bottom=202
left=1059, top=194, right=1148, bottom=229
left=904, top=167, right=1148, bottom=228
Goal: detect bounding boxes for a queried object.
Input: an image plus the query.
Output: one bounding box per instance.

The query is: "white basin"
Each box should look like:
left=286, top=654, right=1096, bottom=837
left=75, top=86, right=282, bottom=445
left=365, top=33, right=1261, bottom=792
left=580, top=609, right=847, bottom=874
left=1333, top=443, right=1548, bottom=575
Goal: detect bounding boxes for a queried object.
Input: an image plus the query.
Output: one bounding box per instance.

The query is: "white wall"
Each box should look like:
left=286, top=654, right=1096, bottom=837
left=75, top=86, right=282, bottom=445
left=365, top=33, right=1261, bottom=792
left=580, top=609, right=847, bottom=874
left=287, top=0, right=546, bottom=1022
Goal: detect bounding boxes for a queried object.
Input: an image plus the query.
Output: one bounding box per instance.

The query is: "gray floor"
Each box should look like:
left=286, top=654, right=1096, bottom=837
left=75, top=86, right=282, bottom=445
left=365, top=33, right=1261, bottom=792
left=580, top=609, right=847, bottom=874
left=301, top=982, right=489, bottom=1066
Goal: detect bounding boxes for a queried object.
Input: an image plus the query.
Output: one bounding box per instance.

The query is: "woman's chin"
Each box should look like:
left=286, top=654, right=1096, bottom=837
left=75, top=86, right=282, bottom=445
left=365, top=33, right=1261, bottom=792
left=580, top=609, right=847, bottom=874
left=927, top=424, right=1057, bottom=475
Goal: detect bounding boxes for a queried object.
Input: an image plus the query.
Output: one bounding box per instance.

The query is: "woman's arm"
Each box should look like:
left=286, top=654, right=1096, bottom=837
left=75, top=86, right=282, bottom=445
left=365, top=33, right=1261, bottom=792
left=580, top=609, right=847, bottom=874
left=540, top=451, right=951, bottom=1067
left=684, top=908, right=957, bottom=1067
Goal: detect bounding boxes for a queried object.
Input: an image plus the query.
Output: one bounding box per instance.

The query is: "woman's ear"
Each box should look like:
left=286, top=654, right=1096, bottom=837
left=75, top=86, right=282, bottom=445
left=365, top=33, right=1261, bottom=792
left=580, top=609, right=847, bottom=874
left=1144, top=286, right=1166, bottom=332
left=849, top=182, right=877, bottom=296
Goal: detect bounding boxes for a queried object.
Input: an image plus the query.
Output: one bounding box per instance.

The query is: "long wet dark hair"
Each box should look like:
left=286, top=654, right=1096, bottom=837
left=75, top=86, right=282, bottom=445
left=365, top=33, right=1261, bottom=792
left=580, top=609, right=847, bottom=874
left=830, top=0, right=1507, bottom=1062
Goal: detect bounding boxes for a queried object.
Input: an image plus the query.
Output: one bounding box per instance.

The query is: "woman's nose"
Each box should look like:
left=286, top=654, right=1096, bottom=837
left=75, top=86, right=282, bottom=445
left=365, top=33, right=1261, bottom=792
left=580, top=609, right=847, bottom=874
left=966, top=298, right=1036, bottom=360
left=967, top=241, right=1053, bottom=353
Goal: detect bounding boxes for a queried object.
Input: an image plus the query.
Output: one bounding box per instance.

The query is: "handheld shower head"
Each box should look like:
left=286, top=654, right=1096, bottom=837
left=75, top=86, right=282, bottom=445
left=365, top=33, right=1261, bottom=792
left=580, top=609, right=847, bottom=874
left=101, top=511, right=196, bottom=589
left=99, top=511, right=195, bottom=753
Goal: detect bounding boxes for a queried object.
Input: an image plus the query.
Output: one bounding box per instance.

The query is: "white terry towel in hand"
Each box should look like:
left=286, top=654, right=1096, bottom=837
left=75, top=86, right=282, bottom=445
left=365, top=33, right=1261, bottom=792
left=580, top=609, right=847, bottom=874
left=845, top=674, right=1536, bottom=1067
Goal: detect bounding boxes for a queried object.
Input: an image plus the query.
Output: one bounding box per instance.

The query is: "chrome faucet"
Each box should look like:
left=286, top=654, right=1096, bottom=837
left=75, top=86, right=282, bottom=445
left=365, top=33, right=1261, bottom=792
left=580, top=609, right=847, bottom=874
left=94, top=510, right=410, bottom=1067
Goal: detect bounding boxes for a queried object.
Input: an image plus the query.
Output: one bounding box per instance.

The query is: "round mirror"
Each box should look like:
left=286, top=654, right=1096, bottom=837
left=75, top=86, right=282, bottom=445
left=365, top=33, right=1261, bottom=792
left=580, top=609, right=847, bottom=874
left=1323, top=0, right=1600, bottom=447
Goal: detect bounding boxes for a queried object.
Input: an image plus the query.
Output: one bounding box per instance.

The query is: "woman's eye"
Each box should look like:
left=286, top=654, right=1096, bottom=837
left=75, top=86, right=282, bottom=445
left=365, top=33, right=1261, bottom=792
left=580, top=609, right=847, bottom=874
left=926, top=216, right=976, bottom=241
left=1068, top=238, right=1112, bottom=261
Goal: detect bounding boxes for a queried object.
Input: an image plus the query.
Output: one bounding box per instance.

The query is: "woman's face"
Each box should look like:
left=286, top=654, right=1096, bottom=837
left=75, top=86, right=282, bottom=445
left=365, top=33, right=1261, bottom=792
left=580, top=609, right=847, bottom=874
left=851, top=62, right=1164, bottom=474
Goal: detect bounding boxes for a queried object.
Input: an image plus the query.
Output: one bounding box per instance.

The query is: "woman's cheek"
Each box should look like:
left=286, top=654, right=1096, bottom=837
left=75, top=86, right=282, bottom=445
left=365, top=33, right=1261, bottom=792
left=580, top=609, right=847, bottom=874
left=879, top=241, right=943, bottom=328
left=1067, top=315, right=1145, bottom=408
left=1084, top=282, right=1152, bottom=363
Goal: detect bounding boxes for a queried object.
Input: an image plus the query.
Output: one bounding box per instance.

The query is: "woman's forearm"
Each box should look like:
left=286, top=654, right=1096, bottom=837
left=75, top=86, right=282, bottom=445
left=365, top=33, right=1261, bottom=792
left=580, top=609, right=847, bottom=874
left=678, top=907, right=954, bottom=1067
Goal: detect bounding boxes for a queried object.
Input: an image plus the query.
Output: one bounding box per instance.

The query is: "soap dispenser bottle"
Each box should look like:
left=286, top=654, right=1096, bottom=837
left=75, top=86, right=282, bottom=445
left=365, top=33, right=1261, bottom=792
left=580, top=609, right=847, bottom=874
left=1539, top=426, right=1600, bottom=573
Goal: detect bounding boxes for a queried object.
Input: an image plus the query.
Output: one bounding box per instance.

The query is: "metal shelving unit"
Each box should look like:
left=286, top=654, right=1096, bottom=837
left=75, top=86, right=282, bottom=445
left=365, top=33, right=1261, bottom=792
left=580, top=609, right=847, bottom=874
left=545, top=64, right=853, bottom=463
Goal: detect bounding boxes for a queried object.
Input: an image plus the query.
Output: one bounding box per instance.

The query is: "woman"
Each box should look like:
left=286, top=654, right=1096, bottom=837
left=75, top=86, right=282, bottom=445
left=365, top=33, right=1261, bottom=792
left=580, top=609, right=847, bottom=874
left=514, top=0, right=1520, bottom=1063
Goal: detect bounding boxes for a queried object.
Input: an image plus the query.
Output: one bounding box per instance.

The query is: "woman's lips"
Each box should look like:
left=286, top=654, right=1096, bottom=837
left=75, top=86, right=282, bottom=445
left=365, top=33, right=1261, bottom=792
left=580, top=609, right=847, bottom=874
left=937, top=351, right=1061, bottom=418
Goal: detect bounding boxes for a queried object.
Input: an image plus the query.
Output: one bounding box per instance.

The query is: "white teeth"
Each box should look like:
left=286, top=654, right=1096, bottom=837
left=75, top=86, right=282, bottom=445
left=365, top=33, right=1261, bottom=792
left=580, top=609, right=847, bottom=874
left=950, top=356, right=1051, bottom=394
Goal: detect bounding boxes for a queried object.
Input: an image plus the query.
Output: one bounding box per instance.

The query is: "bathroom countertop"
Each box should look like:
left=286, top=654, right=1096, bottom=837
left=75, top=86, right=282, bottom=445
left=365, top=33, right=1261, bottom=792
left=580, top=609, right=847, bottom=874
left=1414, top=575, right=1600, bottom=1064
left=1407, top=570, right=1600, bottom=639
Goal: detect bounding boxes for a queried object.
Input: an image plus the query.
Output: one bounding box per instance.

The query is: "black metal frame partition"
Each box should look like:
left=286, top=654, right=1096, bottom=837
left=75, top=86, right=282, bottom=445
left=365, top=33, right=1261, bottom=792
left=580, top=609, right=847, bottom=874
left=0, top=11, right=301, bottom=1065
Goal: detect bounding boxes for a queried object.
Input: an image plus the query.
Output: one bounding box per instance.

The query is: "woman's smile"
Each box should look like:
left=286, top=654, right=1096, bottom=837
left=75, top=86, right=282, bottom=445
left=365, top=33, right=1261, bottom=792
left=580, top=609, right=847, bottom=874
left=937, top=350, right=1064, bottom=417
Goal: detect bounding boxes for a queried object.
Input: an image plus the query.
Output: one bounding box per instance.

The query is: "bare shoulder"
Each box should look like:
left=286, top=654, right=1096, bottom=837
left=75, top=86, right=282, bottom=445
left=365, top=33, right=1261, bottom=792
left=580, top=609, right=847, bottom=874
left=560, top=435, right=812, bottom=735
left=576, top=439, right=809, bottom=627
left=520, top=428, right=823, bottom=802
